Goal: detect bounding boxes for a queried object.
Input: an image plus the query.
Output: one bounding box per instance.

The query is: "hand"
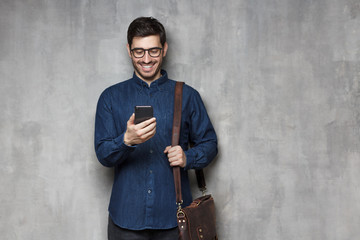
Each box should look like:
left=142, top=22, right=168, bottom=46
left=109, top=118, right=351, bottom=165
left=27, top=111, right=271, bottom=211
left=164, top=145, right=186, bottom=168
left=124, top=113, right=156, bottom=146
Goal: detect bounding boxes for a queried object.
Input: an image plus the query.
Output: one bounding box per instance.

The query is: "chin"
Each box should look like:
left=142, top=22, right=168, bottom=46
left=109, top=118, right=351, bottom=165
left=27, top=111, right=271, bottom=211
left=137, top=69, right=161, bottom=82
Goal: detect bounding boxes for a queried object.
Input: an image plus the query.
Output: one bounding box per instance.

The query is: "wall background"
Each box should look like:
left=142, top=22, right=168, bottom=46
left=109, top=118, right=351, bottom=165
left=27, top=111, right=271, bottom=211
left=1, top=0, right=359, bottom=239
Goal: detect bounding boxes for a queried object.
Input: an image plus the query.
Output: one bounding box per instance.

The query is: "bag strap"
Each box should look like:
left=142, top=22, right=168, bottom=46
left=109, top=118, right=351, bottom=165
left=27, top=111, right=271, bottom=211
left=172, top=82, right=208, bottom=208
left=195, top=169, right=207, bottom=194
left=172, top=82, right=184, bottom=205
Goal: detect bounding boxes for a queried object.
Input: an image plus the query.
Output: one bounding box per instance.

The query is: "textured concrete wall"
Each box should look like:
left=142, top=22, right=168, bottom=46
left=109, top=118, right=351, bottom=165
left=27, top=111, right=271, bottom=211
left=1, top=0, right=359, bottom=239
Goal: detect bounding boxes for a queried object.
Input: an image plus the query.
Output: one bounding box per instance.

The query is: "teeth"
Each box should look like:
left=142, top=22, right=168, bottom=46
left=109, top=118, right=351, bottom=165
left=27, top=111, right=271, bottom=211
left=143, top=66, right=152, bottom=69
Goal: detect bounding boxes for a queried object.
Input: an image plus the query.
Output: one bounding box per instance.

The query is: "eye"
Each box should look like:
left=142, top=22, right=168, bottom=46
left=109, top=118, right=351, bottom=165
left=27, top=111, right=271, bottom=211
left=149, top=48, right=160, bottom=55
left=133, top=49, right=144, bottom=55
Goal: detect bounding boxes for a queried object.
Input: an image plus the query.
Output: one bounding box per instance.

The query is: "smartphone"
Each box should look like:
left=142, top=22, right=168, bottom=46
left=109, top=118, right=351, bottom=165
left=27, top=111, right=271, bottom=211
left=134, top=106, right=153, bottom=124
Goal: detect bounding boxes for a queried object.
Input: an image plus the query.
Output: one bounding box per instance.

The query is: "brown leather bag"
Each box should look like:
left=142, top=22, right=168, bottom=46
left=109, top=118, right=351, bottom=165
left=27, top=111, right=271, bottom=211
left=172, top=82, right=218, bottom=240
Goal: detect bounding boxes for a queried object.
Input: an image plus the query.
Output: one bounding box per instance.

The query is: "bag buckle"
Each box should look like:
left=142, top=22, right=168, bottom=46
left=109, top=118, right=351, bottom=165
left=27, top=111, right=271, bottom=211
left=200, top=187, right=207, bottom=196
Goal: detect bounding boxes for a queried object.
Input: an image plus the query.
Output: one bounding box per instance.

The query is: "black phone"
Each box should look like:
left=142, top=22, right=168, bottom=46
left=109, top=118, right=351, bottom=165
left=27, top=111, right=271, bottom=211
left=134, top=106, right=153, bottom=124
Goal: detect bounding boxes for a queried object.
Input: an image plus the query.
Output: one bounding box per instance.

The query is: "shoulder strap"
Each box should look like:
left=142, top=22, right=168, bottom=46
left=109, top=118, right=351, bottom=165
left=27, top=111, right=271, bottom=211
left=172, top=82, right=208, bottom=206
left=172, top=82, right=184, bottom=204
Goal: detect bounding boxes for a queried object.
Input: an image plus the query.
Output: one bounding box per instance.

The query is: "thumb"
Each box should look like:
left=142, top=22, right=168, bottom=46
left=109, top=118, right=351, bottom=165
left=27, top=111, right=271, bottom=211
left=164, top=146, right=171, bottom=153
left=128, top=113, right=135, bottom=125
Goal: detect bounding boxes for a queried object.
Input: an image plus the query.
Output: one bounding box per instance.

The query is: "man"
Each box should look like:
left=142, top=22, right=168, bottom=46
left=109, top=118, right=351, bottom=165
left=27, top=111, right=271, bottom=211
left=95, top=17, right=217, bottom=240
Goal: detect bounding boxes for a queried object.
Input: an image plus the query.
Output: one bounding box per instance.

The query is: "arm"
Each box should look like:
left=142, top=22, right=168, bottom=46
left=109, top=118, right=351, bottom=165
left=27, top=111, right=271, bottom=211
left=164, top=89, right=218, bottom=170
left=94, top=91, right=157, bottom=167
left=94, top=91, right=135, bottom=167
left=184, top=90, right=218, bottom=170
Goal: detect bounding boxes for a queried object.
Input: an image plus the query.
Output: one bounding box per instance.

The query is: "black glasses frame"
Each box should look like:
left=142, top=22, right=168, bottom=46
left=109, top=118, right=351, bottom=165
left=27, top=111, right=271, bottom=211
left=130, top=47, right=163, bottom=58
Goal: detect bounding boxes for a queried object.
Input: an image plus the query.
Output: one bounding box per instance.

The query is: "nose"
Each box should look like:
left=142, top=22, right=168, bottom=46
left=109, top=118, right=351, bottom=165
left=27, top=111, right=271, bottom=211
left=143, top=51, right=151, bottom=63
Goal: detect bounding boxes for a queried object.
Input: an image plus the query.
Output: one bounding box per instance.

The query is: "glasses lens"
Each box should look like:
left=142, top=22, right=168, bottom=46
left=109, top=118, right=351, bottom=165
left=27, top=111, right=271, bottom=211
left=132, top=49, right=145, bottom=58
left=149, top=48, right=161, bottom=57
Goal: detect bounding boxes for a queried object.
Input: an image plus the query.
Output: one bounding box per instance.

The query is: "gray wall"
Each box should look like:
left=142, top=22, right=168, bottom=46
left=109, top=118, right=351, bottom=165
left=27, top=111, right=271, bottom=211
left=1, top=0, right=359, bottom=239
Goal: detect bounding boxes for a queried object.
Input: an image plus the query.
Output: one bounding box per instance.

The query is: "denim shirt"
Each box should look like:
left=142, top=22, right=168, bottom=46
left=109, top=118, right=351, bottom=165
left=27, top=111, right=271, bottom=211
left=94, top=70, right=218, bottom=230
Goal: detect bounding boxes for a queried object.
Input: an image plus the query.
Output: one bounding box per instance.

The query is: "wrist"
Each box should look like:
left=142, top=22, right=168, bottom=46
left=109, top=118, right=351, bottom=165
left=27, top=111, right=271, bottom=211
left=123, top=132, right=133, bottom=146
left=181, top=156, right=187, bottom=168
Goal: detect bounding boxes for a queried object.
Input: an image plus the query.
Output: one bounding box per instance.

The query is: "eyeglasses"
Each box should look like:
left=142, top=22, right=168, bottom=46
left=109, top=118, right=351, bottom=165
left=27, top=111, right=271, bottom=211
left=130, top=47, right=163, bottom=58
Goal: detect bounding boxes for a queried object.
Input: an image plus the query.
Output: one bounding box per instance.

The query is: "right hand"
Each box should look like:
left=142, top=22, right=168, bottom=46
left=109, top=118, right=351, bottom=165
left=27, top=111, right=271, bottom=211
left=123, top=113, right=156, bottom=146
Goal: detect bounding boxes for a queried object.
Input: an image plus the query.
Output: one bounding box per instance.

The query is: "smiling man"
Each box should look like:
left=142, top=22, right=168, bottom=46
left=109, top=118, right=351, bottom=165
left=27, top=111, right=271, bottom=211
left=95, top=17, right=218, bottom=240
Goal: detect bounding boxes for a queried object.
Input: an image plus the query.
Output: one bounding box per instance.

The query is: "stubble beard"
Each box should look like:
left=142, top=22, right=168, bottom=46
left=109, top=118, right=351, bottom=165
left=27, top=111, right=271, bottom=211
left=132, top=58, right=163, bottom=82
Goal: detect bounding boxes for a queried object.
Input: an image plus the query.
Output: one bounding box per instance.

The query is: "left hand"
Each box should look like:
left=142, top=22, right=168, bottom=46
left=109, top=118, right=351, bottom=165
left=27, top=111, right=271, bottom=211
left=164, top=145, right=187, bottom=168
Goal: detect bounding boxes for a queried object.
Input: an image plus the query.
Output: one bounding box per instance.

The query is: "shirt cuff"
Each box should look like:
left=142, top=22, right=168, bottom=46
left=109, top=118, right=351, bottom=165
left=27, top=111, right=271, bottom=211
left=113, top=133, right=137, bottom=151
left=184, top=149, right=196, bottom=170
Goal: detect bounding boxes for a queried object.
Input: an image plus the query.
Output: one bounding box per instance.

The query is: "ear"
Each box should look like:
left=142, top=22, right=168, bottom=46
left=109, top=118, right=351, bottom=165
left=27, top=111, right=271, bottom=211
left=126, top=44, right=132, bottom=58
left=162, top=42, right=168, bottom=57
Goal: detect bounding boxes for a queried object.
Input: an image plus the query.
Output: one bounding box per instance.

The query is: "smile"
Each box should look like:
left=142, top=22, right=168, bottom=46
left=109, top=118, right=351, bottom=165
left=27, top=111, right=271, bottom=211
left=141, top=64, right=155, bottom=71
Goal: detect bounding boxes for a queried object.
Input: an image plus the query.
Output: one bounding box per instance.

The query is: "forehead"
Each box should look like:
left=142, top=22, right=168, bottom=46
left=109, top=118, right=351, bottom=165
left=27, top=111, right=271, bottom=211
left=131, top=35, right=162, bottom=48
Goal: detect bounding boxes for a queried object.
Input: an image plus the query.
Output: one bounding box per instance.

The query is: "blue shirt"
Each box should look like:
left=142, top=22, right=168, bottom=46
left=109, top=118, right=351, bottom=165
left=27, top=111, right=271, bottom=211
left=94, top=70, right=218, bottom=230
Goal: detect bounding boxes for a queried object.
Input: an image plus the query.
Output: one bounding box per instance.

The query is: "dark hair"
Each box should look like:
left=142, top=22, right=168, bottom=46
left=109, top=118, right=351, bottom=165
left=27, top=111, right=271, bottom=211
left=127, top=17, right=166, bottom=48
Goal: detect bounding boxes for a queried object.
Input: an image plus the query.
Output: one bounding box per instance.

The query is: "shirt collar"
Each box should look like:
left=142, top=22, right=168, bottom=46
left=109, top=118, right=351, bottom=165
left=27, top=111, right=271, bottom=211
left=132, top=70, right=169, bottom=90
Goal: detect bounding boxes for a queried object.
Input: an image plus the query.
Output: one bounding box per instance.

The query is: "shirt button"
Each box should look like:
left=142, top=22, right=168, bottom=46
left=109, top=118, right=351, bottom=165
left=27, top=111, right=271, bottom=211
left=149, top=170, right=153, bottom=174
left=150, top=150, right=153, bottom=154
left=148, top=189, right=152, bottom=194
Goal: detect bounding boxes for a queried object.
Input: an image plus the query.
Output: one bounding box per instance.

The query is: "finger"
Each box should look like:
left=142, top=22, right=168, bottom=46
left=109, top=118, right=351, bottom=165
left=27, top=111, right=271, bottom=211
left=137, top=117, right=156, bottom=127
left=141, top=122, right=156, bottom=135
left=166, top=146, right=178, bottom=154
left=169, top=158, right=177, bottom=165
left=168, top=147, right=182, bottom=157
left=135, top=122, right=156, bottom=136
left=168, top=151, right=183, bottom=161
left=170, top=161, right=178, bottom=167
left=135, top=121, right=155, bottom=137
left=170, top=159, right=183, bottom=167
left=164, top=146, right=171, bottom=153
left=168, top=154, right=175, bottom=161
left=167, top=151, right=179, bottom=159
left=139, top=125, right=156, bottom=140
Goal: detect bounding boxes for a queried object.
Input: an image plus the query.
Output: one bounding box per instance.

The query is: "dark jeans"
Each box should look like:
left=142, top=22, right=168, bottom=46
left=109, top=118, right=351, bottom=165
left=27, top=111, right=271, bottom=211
left=108, top=216, right=178, bottom=240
